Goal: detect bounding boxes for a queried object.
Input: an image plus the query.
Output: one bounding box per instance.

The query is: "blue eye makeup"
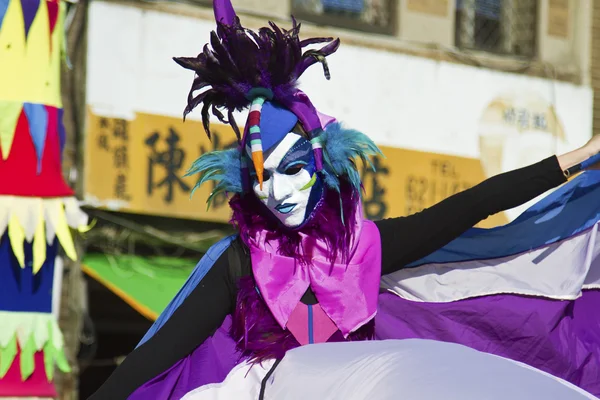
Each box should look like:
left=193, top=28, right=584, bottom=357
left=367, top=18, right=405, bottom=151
left=283, top=161, right=307, bottom=175
left=278, top=138, right=314, bottom=174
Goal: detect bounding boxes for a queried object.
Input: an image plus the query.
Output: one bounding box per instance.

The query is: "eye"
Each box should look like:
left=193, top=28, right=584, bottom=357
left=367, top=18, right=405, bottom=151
left=250, top=170, right=271, bottom=182
left=284, top=165, right=304, bottom=175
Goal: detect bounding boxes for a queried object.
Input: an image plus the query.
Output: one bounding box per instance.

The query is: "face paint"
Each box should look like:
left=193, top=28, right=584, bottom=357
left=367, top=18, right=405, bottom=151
left=251, top=132, right=321, bottom=228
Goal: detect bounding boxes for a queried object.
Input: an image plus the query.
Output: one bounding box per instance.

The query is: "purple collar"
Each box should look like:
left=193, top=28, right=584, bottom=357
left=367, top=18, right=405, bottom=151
left=247, top=206, right=382, bottom=337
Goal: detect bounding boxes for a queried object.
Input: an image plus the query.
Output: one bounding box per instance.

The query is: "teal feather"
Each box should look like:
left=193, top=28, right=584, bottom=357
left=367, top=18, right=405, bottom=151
left=185, top=148, right=243, bottom=208
left=320, top=122, right=383, bottom=194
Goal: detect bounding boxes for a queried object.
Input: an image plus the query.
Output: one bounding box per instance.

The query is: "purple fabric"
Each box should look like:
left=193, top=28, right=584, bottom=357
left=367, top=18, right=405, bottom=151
left=278, top=90, right=324, bottom=134
left=249, top=219, right=381, bottom=337
left=230, top=275, right=375, bottom=364
left=130, top=290, right=600, bottom=399
left=57, top=108, right=66, bottom=159
left=128, top=317, right=239, bottom=400
left=376, top=290, right=600, bottom=396
left=317, top=111, right=336, bottom=128
left=213, top=0, right=236, bottom=26
left=21, top=0, right=40, bottom=39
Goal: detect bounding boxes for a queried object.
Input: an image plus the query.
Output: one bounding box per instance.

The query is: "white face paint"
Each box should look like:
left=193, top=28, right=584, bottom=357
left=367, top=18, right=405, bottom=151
left=251, top=133, right=317, bottom=228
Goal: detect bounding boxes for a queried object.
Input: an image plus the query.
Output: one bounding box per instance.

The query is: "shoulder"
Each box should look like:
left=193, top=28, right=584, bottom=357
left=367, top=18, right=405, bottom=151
left=226, top=236, right=252, bottom=278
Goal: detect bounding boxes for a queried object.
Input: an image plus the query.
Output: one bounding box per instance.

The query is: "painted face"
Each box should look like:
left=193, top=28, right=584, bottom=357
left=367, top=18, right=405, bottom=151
left=251, top=132, right=321, bottom=228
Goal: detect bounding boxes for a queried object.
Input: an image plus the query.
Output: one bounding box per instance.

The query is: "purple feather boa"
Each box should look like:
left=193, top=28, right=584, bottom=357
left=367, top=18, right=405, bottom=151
left=228, top=180, right=375, bottom=363
left=229, top=181, right=359, bottom=266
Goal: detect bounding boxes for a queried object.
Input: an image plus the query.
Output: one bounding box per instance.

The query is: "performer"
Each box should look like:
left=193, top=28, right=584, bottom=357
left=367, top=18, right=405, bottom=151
left=90, top=1, right=600, bottom=398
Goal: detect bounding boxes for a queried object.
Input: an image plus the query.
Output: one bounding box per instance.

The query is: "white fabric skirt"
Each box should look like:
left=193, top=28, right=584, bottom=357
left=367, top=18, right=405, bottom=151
left=181, top=339, right=597, bottom=400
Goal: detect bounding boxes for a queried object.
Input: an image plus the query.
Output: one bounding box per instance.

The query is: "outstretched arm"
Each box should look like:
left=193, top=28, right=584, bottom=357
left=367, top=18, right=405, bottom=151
left=88, top=249, right=237, bottom=400
left=375, top=136, right=600, bottom=275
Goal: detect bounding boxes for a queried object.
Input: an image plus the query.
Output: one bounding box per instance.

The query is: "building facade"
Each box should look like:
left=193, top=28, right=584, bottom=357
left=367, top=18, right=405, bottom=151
left=83, top=0, right=593, bottom=224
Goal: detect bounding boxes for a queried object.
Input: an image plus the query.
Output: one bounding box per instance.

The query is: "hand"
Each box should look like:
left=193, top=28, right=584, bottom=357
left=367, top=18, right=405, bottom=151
left=557, top=135, right=600, bottom=171
left=579, top=135, right=600, bottom=170
left=582, top=134, right=600, bottom=159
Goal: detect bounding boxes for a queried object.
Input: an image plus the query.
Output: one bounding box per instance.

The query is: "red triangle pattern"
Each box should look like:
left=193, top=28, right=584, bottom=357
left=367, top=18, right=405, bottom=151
left=46, top=0, right=59, bottom=55
left=0, top=106, right=74, bottom=197
left=0, top=348, right=57, bottom=397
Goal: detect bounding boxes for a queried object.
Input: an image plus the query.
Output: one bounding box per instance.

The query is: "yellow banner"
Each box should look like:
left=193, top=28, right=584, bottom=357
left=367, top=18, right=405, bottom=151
left=0, top=0, right=64, bottom=107
left=84, top=110, right=506, bottom=228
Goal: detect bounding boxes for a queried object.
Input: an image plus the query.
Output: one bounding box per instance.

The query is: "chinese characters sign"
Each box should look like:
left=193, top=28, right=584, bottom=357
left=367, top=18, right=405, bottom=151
left=85, top=110, right=235, bottom=223
left=502, top=107, right=548, bottom=131
left=84, top=110, right=506, bottom=227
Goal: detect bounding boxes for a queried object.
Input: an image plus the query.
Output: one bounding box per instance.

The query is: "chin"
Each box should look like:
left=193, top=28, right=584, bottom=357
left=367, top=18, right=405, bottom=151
left=278, top=212, right=306, bottom=229
left=279, top=218, right=303, bottom=229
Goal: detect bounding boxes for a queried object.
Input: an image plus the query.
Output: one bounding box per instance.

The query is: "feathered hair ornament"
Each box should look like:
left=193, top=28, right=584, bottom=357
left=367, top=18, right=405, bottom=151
left=174, top=0, right=340, bottom=188
left=180, top=0, right=382, bottom=217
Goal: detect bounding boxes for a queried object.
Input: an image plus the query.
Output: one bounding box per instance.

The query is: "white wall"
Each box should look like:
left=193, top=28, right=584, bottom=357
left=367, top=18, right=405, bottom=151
left=87, top=1, right=593, bottom=160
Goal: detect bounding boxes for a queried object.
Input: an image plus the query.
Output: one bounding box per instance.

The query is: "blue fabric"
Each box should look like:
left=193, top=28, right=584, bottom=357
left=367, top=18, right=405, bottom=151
left=408, top=171, right=600, bottom=268
left=137, top=234, right=238, bottom=347
left=22, top=102, right=48, bottom=173
left=308, top=304, right=314, bottom=344
left=0, top=234, right=57, bottom=313
left=0, top=0, right=9, bottom=32
left=259, top=101, right=298, bottom=152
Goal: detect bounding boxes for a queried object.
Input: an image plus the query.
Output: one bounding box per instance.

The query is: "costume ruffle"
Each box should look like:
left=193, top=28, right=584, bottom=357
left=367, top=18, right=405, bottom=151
left=0, top=196, right=89, bottom=273
left=0, top=0, right=65, bottom=108
left=0, top=311, right=69, bottom=381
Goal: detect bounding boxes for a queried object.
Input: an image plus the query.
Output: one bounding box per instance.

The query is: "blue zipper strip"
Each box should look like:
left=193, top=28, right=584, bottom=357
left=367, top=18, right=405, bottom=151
left=307, top=304, right=314, bottom=344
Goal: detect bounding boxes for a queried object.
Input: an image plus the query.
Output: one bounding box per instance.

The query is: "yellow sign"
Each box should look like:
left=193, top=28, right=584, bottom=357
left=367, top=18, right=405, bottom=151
left=84, top=110, right=506, bottom=228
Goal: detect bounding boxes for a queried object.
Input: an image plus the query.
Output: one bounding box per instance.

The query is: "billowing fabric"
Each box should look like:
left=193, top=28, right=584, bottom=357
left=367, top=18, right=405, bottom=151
left=182, top=340, right=597, bottom=400
left=131, top=171, right=600, bottom=399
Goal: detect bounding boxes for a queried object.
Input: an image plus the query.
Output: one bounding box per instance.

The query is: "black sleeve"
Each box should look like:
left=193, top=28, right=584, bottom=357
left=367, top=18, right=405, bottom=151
left=87, top=248, right=238, bottom=400
left=375, top=156, right=567, bottom=275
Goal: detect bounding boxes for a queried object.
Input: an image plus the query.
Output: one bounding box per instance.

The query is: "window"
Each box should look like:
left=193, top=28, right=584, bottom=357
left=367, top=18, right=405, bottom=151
left=292, top=0, right=397, bottom=35
left=455, top=0, right=537, bottom=58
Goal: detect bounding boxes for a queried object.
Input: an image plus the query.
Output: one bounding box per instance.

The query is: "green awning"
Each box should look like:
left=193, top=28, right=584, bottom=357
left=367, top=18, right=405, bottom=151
left=82, top=254, right=195, bottom=321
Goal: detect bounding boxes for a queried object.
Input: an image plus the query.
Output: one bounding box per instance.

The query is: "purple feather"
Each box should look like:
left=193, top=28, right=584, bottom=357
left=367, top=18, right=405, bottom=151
left=213, top=0, right=236, bottom=26
left=229, top=180, right=359, bottom=266
left=174, top=14, right=340, bottom=141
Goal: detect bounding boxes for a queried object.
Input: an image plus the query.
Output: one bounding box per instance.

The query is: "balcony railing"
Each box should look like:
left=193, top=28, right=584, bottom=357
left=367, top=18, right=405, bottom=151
left=455, top=0, right=538, bottom=58
left=292, top=0, right=397, bottom=36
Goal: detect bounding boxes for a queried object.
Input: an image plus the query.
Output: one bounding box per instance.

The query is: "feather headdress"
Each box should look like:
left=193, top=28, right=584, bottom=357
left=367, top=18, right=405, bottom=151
left=174, top=0, right=340, bottom=188
left=180, top=0, right=382, bottom=218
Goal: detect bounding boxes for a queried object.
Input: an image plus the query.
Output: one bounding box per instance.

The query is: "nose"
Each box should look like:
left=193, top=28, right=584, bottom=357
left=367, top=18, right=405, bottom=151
left=270, top=173, right=292, bottom=202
